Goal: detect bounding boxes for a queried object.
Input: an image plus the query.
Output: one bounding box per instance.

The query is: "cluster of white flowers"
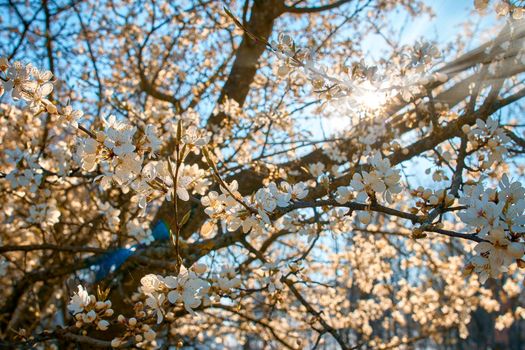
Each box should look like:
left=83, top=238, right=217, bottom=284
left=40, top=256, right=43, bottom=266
left=261, top=263, right=285, bottom=294
left=139, top=263, right=240, bottom=322
left=308, top=162, right=325, bottom=178
left=201, top=180, right=308, bottom=235
left=126, top=219, right=154, bottom=245
left=47, top=140, right=74, bottom=177
left=5, top=148, right=43, bottom=193
left=108, top=264, right=240, bottom=348
left=460, top=175, right=525, bottom=282
left=272, top=33, right=311, bottom=79
left=0, top=58, right=187, bottom=215
left=410, top=187, right=456, bottom=215
left=99, top=201, right=121, bottom=232
left=358, top=120, right=389, bottom=147
left=254, top=182, right=308, bottom=222
left=103, top=116, right=139, bottom=157
left=57, top=105, right=84, bottom=129
left=182, top=163, right=212, bottom=196
left=0, top=54, right=213, bottom=218
left=111, top=314, right=157, bottom=348
left=77, top=115, right=149, bottom=188
left=407, top=40, right=441, bottom=69
left=73, top=114, right=211, bottom=215
left=140, top=264, right=211, bottom=322
left=258, top=262, right=304, bottom=295
left=68, top=285, right=113, bottom=331
left=27, top=200, right=61, bottom=227
left=0, top=59, right=89, bottom=132
left=336, top=152, right=402, bottom=205
left=475, top=0, right=525, bottom=19
left=462, top=118, right=510, bottom=170
left=268, top=30, right=444, bottom=111
left=211, top=266, right=242, bottom=291
left=0, top=59, right=54, bottom=110
left=151, top=160, right=192, bottom=202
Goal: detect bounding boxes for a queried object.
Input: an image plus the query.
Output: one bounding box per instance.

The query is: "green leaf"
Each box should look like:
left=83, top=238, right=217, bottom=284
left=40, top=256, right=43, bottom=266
left=180, top=210, right=192, bottom=227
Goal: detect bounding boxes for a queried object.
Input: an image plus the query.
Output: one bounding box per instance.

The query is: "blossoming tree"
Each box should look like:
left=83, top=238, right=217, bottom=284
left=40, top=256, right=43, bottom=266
left=1, top=0, right=525, bottom=348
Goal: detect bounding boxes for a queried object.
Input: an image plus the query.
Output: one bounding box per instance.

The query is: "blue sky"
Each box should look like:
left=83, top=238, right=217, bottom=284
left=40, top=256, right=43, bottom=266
left=361, top=0, right=500, bottom=57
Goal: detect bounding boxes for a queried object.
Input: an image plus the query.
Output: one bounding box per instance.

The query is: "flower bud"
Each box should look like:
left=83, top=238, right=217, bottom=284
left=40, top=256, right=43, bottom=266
left=97, top=320, right=110, bottom=331
left=277, top=65, right=290, bottom=77
left=144, top=329, right=156, bottom=341
left=428, top=195, right=439, bottom=205
left=111, top=338, right=123, bottom=348
left=83, top=310, right=96, bottom=323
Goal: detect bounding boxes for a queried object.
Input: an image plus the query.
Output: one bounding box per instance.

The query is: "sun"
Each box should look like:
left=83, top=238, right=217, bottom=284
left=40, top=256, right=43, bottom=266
left=358, top=89, right=387, bottom=110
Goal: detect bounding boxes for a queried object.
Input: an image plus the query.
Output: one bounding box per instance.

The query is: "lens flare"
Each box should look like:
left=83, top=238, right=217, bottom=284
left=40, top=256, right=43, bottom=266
left=358, top=89, right=386, bottom=110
